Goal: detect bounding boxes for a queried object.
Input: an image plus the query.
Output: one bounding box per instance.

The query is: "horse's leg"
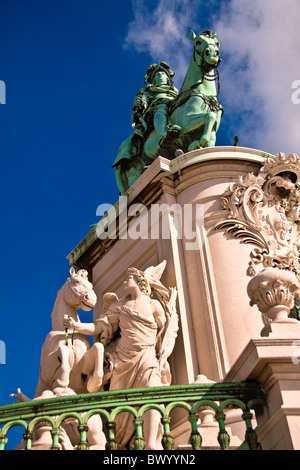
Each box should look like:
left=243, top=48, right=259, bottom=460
left=178, top=113, right=204, bottom=152
left=53, top=345, right=73, bottom=390
left=81, top=343, right=104, bottom=393
left=204, top=110, right=222, bottom=147
left=198, top=111, right=217, bottom=148
left=177, top=108, right=216, bottom=151
left=215, top=109, right=223, bottom=133
left=34, top=346, right=68, bottom=397
left=206, top=130, right=217, bottom=148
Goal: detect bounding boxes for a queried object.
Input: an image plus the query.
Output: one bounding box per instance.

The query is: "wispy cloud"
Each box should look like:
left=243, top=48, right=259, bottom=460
left=125, top=0, right=300, bottom=155
left=125, top=0, right=208, bottom=83
left=213, top=0, right=300, bottom=155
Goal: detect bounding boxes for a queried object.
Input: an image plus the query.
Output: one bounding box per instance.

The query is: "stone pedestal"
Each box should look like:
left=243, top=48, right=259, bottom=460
left=224, top=330, right=300, bottom=450
left=68, top=147, right=269, bottom=385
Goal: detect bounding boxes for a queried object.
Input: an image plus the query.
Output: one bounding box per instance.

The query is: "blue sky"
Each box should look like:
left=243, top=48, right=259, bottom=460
left=1, top=0, right=300, bottom=449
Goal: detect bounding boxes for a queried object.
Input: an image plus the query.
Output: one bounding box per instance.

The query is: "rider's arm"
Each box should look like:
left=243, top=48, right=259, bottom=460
left=132, top=89, right=149, bottom=121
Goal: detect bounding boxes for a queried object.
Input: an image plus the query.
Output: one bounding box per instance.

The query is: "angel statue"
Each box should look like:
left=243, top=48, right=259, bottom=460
left=64, top=260, right=178, bottom=450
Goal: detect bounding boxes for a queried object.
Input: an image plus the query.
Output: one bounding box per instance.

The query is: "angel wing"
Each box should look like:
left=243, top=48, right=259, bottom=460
left=102, top=292, right=120, bottom=314
left=144, top=260, right=166, bottom=282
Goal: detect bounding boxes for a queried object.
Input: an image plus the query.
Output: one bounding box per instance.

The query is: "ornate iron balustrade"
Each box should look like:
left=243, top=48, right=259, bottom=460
left=0, top=382, right=267, bottom=450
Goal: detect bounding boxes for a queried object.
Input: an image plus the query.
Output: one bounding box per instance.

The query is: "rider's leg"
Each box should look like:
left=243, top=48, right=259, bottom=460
left=154, top=104, right=181, bottom=146
left=154, top=104, right=168, bottom=140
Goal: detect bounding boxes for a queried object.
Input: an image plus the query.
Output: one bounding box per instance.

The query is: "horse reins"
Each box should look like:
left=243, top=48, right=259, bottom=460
left=65, top=316, right=76, bottom=359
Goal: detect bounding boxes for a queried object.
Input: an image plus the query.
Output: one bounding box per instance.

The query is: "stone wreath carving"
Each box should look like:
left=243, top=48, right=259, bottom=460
left=215, top=153, right=300, bottom=277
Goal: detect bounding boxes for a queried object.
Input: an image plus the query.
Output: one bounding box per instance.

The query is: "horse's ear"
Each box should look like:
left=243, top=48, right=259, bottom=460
left=80, top=269, right=88, bottom=279
left=69, top=267, right=76, bottom=277
left=189, top=30, right=196, bottom=42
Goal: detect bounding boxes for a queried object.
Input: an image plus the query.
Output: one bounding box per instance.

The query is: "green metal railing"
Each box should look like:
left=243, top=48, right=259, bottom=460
left=0, top=382, right=267, bottom=450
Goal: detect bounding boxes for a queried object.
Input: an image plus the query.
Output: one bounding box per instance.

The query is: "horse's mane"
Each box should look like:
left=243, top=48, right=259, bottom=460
left=199, top=30, right=217, bottom=39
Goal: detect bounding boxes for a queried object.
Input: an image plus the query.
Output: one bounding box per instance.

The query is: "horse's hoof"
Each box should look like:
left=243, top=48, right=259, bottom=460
left=188, top=141, right=200, bottom=152
left=199, top=136, right=209, bottom=147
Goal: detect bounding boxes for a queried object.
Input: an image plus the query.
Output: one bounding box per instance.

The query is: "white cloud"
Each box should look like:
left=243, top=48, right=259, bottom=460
left=125, top=0, right=202, bottom=83
left=125, top=0, right=300, bottom=155
left=213, top=0, right=300, bottom=155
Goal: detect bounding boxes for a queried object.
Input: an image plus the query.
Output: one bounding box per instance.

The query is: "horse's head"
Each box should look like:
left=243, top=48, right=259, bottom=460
left=190, top=30, right=221, bottom=71
left=64, top=267, right=97, bottom=311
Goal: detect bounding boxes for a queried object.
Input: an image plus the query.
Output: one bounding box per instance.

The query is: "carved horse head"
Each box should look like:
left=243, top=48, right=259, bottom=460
left=63, top=267, right=97, bottom=311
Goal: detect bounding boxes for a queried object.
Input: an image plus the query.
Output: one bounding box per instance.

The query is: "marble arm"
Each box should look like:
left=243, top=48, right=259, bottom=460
left=63, top=315, right=102, bottom=336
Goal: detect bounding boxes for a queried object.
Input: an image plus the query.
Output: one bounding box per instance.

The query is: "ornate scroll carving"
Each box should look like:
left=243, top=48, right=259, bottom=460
left=215, top=153, right=300, bottom=277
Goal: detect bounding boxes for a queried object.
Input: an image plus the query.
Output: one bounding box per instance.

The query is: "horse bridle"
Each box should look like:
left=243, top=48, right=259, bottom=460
left=171, top=48, right=221, bottom=115
left=192, top=42, right=221, bottom=96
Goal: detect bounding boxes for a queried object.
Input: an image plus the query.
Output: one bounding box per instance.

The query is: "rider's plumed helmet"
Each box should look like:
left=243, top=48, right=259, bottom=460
left=145, top=61, right=175, bottom=85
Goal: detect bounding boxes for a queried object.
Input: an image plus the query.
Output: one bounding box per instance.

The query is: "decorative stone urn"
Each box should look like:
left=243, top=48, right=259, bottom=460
left=247, top=267, right=300, bottom=325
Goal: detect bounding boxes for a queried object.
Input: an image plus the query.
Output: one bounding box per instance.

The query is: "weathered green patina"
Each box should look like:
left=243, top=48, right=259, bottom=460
left=113, top=30, right=223, bottom=194
left=0, top=382, right=267, bottom=450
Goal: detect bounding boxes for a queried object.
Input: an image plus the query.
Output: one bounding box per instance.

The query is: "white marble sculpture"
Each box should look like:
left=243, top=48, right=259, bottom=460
left=10, top=268, right=107, bottom=450
left=35, top=267, right=104, bottom=397
left=64, top=260, right=178, bottom=450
